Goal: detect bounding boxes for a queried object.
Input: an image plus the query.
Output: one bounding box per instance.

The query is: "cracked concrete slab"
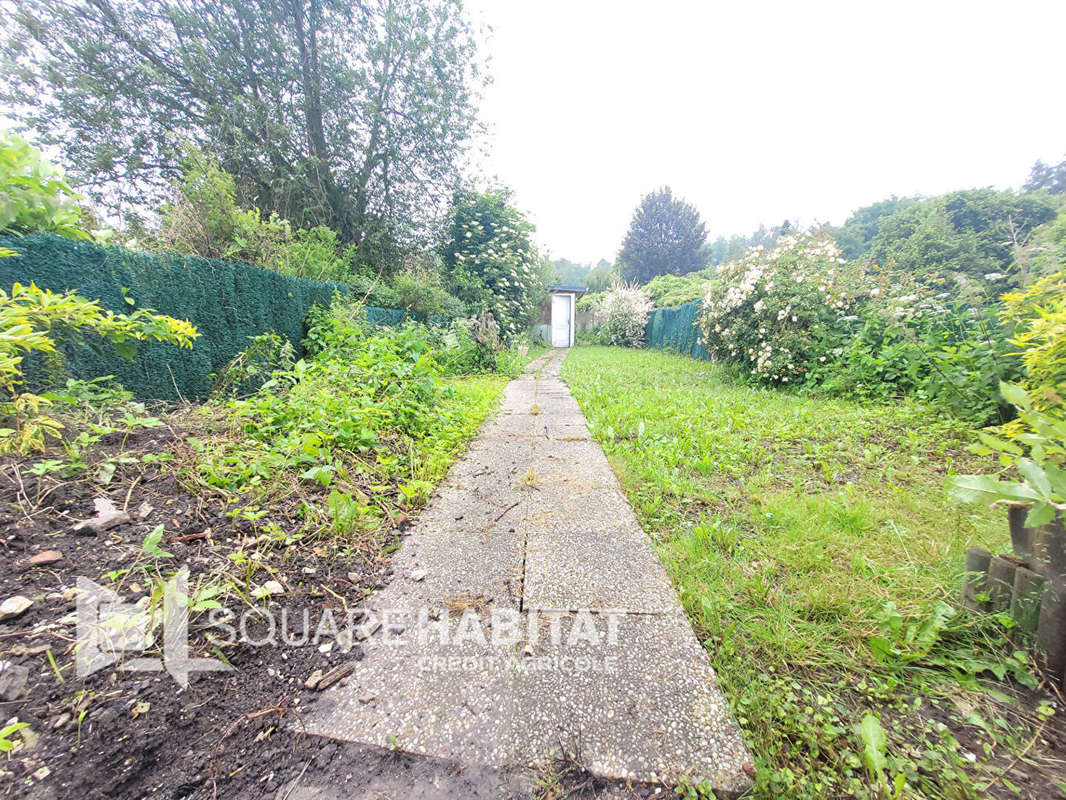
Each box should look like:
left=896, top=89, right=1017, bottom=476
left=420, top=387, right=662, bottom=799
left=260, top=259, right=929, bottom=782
left=303, top=349, right=752, bottom=796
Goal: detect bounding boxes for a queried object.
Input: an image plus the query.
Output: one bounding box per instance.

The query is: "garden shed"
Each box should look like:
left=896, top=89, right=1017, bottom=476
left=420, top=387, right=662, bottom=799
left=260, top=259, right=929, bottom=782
left=538, top=284, right=586, bottom=347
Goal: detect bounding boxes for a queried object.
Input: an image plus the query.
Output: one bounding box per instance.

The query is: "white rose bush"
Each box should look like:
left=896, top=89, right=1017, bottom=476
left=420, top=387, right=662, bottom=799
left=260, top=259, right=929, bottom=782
left=596, top=283, right=653, bottom=347
left=698, top=231, right=863, bottom=385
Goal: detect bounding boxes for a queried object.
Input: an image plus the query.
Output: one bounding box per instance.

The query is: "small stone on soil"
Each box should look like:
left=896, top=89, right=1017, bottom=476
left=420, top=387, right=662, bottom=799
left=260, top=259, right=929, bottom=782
left=73, top=497, right=130, bottom=534
left=410, top=569, right=427, bottom=582
left=253, top=580, right=285, bottom=598
left=0, top=663, right=29, bottom=701
left=0, top=595, right=33, bottom=621
left=26, top=550, right=63, bottom=566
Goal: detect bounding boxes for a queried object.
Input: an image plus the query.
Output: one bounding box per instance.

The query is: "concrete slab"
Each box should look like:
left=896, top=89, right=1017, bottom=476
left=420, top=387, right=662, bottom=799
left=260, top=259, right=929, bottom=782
left=303, top=349, right=752, bottom=796
left=522, top=518, right=678, bottom=612
left=305, top=609, right=747, bottom=791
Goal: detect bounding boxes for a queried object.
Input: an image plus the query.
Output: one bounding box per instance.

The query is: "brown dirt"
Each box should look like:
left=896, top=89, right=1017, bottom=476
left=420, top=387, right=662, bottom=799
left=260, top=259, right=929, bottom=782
left=0, top=420, right=655, bottom=800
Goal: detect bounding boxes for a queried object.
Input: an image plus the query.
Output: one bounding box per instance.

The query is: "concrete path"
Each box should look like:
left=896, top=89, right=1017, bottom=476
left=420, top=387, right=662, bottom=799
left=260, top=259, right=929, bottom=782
left=302, top=349, right=752, bottom=795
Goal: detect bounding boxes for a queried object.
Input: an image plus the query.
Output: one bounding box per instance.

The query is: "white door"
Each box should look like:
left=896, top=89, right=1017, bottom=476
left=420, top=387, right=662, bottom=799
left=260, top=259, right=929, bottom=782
left=551, top=294, right=571, bottom=347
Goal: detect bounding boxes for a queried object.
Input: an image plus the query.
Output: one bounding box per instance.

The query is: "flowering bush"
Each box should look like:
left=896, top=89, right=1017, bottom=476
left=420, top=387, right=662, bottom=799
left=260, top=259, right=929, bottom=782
left=595, top=283, right=652, bottom=347
left=699, top=231, right=862, bottom=384
left=442, top=189, right=548, bottom=339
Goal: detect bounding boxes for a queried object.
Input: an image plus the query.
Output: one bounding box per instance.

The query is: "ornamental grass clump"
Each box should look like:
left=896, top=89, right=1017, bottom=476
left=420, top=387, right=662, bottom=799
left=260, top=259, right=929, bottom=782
left=699, top=231, right=862, bottom=384
left=595, top=283, right=652, bottom=347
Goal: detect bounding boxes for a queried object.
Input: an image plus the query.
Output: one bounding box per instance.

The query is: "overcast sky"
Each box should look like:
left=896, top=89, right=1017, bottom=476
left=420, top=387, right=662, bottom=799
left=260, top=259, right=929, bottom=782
left=464, top=0, right=1066, bottom=265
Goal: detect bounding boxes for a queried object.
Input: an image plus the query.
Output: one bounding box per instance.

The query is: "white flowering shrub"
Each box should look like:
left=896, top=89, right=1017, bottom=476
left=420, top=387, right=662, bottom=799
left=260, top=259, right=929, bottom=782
left=442, top=189, right=548, bottom=339
left=699, top=231, right=862, bottom=384
left=596, top=283, right=652, bottom=347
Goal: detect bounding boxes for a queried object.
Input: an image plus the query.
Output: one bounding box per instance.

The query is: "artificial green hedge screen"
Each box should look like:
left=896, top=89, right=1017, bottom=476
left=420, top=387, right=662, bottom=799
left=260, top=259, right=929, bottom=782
left=0, top=233, right=348, bottom=402
left=644, top=300, right=709, bottom=360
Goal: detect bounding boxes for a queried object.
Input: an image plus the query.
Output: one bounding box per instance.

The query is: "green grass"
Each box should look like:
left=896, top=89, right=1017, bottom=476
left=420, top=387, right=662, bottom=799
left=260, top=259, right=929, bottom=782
left=563, top=346, right=1063, bottom=800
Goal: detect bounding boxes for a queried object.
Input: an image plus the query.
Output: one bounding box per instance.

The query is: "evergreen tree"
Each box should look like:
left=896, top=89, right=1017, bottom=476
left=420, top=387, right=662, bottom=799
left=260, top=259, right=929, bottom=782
left=617, top=187, right=707, bottom=283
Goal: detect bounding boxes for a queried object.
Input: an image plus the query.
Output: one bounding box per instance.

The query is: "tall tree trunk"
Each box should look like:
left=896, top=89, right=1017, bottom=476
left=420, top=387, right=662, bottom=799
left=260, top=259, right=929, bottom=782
left=290, top=0, right=350, bottom=239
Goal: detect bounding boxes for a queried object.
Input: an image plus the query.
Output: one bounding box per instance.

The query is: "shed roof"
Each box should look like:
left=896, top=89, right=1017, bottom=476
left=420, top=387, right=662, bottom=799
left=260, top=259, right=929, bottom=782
left=548, top=284, right=587, bottom=294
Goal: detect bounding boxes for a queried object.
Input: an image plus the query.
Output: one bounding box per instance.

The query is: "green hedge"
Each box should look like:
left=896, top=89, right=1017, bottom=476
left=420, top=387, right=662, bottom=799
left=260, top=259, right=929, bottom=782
left=644, top=301, right=709, bottom=360
left=0, top=233, right=347, bottom=401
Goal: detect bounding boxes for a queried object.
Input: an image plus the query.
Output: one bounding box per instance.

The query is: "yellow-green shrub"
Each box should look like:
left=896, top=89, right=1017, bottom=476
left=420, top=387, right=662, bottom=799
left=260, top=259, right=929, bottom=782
left=1002, top=270, right=1066, bottom=406
left=0, top=282, right=198, bottom=452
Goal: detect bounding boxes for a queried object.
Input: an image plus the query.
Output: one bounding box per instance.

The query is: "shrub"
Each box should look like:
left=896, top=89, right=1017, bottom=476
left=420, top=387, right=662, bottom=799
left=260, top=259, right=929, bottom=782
left=595, top=283, right=652, bottom=347
left=950, top=381, right=1066, bottom=527
left=197, top=306, right=445, bottom=511
left=805, top=273, right=1020, bottom=423
left=159, top=149, right=352, bottom=282
left=390, top=259, right=467, bottom=318
left=0, top=133, right=91, bottom=241
left=0, top=282, right=198, bottom=452
left=644, top=269, right=712, bottom=308
left=227, top=209, right=353, bottom=282
left=441, top=188, right=549, bottom=339
left=699, top=231, right=861, bottom=384
left=1002, top=269, right=1066, bottom=406
left=210, top=331, right=295, bottom=399
left=434, top=312, right=503, bottom=375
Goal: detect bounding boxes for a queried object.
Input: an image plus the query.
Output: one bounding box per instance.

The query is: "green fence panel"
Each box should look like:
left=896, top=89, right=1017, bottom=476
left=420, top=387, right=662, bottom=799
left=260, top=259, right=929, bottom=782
left=644, top=300, right=709, bottom=360
left=0, top=233, right=348, bottom=402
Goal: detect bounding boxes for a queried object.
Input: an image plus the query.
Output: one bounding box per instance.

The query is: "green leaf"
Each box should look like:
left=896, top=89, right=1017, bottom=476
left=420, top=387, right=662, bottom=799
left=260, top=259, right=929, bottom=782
left=1025, top=502, right=1055, bottom=528
left=859, top=713, right=888, bottom=782
left=999, top=381, right=1031, bottom=411
left=1045, top=463, right=1066, bottom=498
left=113, top=340, right=138, bottom=361
left=1018, top=458, right=1053, bottom=499
left=141, top=524, right=173, bottom=558
left=976, top=432, right=1023, bottom=456
left=948, top=473, right=1040, bottom=504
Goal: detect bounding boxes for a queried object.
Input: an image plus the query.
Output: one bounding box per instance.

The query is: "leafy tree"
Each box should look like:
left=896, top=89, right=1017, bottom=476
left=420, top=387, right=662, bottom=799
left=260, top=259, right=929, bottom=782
left=866, top=189, right=1057, bottom=293
left=441, top=188, right=549, bottom=338
left=2, top=0, right=482, bottom=254
left=1024, top=158, right=1066, bottom=195
left=833, top=196, right=918, bottom=260
left=617, top=187, right=707, bottom=283
left=551, top=258, right=591, bottom=286
left=585, top=260, right=613, bottom=292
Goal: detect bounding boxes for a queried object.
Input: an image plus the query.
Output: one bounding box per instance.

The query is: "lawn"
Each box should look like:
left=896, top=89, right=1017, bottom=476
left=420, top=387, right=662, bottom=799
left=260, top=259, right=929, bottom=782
left=562, top=346, right=1064, bottom=800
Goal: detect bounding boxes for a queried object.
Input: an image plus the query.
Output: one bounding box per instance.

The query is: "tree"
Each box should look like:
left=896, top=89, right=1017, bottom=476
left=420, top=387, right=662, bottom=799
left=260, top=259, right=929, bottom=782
left=1024, top=158, right=1066, bottom=195
left=551, top=258, right=591, bottom=285
left=617, top=187, right=707, bottom=283
left=585, top=259, right=613, bottom=292
left=833, top=197, right=918, bottom=260
left=1, top=0, right=482, bottom=254
left=866, top=188, right=1057, bottom=292
left=441, top=188, right=549, bottom=338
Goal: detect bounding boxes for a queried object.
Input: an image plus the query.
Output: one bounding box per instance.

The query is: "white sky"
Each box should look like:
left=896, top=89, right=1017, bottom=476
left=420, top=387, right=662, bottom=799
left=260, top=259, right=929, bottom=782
left=465, top=0, right=1066, bottom=265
